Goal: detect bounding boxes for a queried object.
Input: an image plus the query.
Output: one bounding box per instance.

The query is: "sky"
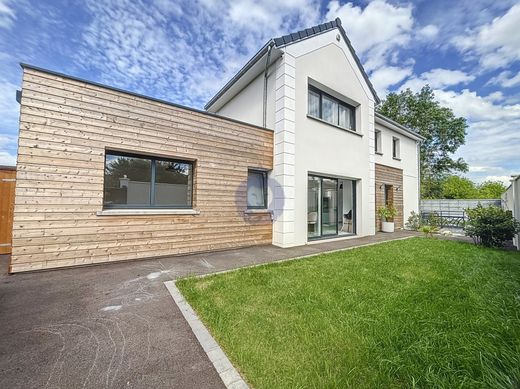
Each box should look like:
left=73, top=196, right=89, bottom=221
left=0, top=0, right=519, bottom=185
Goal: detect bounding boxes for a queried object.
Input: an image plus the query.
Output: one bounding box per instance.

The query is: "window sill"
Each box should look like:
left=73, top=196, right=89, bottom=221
left=307, top=115, right=362, bottom=137
left=375, top=151, right=383, bottom=155
left=244, top=209, right=272, bottom=214
left=393, top=157, right=401, bottom=161
left=97, top=209, right=200, bottom=216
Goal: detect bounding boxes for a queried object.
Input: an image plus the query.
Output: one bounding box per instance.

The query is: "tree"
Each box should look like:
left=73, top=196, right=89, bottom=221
left=477, top=180, right=507, bottom=199
left=377, top=86, right=468, bottom=198
left=441, top=176, right=477, bottom=199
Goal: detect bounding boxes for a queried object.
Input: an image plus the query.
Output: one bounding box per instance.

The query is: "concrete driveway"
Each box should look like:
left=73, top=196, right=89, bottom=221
left=0, top=231, right=416, bottom=388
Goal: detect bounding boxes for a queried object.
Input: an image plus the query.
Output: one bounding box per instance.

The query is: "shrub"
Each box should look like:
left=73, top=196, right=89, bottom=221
left=377, top=205, right=397, bottom=222
left=464, top=205, right=520, bottom=247
left=424, top=212, right=442, bottom=228
left=419, top=225, right=439, bottom=237
left=406, top=211, right=421, bottom=231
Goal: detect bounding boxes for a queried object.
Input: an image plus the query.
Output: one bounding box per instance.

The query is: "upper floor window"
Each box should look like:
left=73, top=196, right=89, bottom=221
left=375, top=130, right=382, bottom=154
left=247, top=169, right=267, bottom=209
left=392, top=137, right=401, bottom=160
left=308, top=86, right=356, bottom=131
left=103, top=151, right=193, bottom=208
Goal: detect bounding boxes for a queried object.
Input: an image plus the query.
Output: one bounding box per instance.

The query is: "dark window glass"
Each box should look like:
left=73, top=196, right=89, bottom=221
left=247, top=170, right=267, bottom=208
left=104, top=154, right=152, bottom=206
left=308, top=86, right=356, bottom=131
left=103, top=151, right=193, bottom=208
left=154, top=161, right=193, bottom=206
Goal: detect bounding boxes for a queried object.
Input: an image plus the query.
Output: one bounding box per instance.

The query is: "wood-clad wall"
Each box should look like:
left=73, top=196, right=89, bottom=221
left=10, top=67, right=274, bottom=272
left=375, top=163, right=404, bottom=231
left=0, top=167, right=16, bottom=254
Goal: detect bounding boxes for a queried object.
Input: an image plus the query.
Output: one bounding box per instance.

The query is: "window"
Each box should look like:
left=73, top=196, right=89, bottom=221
left=247, top=169, right=267, bottom=209
left=392, top=137, right=400, bottom=159
left=307, top=85, right=356, bottom=131
left=375, top=130, right=382, bottom=154
left=103, top=151, right=193, bottom=208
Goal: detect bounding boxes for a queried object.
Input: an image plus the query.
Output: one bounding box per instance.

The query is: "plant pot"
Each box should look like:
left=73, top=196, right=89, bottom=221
left=381, top=221, right=395, bottom=233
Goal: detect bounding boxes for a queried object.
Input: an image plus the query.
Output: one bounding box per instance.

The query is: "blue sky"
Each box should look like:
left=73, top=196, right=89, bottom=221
left=0, top=0, right=519, bottom=185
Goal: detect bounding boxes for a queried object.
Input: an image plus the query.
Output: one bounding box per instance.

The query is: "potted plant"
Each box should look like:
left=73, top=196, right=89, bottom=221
left=377, top=205, right=397, bottom=233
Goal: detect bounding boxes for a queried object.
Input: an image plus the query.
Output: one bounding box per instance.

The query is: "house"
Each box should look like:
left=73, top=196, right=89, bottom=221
left=10, top=18, right=422, bottom=272
left=502, top=175, right=520, bottom=249
left=205, top=18, right=423, bottom=246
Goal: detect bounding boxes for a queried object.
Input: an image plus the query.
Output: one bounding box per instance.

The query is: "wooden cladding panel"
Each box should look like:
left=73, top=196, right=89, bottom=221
left=0, top=168, right=16, bottom=254
left=375, top=163, right=404, bottom=231
left=10, top=67, right=274, bottom=272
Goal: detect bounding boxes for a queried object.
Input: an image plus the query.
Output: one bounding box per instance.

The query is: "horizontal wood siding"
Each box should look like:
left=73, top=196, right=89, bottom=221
left=11, top=68, right=274, bottom=272
left=375, top=163, right=404, bottom=231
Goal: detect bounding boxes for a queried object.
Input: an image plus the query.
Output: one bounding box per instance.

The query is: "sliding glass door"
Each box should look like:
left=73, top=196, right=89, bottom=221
left=307, top=175, right=338, bottom=239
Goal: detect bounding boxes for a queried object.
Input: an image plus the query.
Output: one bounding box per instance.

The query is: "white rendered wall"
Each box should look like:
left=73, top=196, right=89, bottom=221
left=374, top=123, right=420, bottom=223
left=286, top=30, right=377, bottom=246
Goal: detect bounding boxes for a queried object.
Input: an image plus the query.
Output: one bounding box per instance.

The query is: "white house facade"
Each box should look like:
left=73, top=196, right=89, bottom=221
left=206, top=18, right=423, bottom=248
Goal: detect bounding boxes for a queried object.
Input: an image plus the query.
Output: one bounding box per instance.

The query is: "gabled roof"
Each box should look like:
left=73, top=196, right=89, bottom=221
left=205, top=18, right=380, bottom=111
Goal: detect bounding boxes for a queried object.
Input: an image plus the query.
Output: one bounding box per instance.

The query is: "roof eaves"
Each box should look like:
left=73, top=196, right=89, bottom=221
left=375, top=112, right=425, bottom=141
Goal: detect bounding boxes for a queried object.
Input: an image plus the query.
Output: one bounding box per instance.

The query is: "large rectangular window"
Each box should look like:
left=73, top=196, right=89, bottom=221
left=307, top=85, right=356, bottom=131
left=247, top=169, right=267, bottom=209
left=104, top=151, right=193, bottom=208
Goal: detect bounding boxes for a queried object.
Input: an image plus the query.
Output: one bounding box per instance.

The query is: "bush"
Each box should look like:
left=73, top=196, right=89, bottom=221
left=419, top=225, right=439, bottom=237
left=464, top=205, right=520, bottom=247
left=406, top=211, right=421, bottom=231
left=424, top=212, right=442, bottom=228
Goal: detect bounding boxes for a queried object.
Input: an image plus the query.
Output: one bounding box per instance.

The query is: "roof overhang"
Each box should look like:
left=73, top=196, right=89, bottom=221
left=205, top=42, right=283, bottom=112
left=375, top=112, right=425, bottom=142
left=205, top=18, right=380, bottom=113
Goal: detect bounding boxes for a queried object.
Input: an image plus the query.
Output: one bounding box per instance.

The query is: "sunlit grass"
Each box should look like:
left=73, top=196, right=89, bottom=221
left=178, top=238, right=520, bottom=388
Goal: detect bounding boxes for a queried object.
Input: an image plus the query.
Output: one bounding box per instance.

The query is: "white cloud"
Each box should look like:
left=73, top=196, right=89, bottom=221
left=452, top=4, right=520, bottom=69
left=487, top=70, right=520, bottom=88
left=432, top=88, right=520, bottom=182
left=325, top=0, right=413, bottom=71
left=78, top=0, right=320, bottom=107
left=0, top=0, right=15, bottom=29
left=418, top=24, right=439, bottom=40
left=482, top=175, right=513, bottom=186
left=400, top=68, right=475, bottom=92
left=369, top=65, right=413, bottom=96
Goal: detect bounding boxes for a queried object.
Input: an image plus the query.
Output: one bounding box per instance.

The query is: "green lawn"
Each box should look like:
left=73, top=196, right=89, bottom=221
left=177, top=238, right=520, bottom=388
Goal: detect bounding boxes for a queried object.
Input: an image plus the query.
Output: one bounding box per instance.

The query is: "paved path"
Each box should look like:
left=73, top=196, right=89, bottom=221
left=0, top=231, right=417, bottom=388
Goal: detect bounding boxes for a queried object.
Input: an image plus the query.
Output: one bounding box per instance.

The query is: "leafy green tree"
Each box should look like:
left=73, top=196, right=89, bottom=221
left=477, top=180, right=507, bottom=199
left=441, top=176, right=478, bottom=199
left=377, top=86, right=468, bottom=198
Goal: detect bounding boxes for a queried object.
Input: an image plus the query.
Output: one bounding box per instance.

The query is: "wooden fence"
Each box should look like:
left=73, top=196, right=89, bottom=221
left=0, top=166, right=16, bottom=254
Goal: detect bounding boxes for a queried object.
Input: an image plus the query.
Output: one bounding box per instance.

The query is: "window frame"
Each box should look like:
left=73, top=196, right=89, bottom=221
left=246, top=169, right=268, bottom=210
left=375, top=130, right=382, bottom=154
left=307, top=85, right=356, bottom=132
left=103, top=150, right=194, bottom=209
left=392, top=137, right=401, bottom=160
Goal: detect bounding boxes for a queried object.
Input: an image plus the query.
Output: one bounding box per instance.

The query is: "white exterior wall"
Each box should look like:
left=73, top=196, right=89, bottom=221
left=375, top=123, right=420, bottom=223
left=217, top=65, right=277, bottom=129
left=285, top=30, right=376, bottom=245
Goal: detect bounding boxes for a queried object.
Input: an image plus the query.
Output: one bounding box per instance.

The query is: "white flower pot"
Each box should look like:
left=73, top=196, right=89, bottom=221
left=381, top=221, right=395, bottom=233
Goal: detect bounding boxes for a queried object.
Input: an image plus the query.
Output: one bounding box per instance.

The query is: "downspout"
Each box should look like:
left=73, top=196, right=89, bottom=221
left=263, top=41, right=274, bottom=128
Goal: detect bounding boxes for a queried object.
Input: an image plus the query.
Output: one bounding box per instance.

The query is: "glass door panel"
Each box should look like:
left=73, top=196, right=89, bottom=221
left=321, top=178, right=338, bottom=236
left=307, top=176, right=321, bottom=238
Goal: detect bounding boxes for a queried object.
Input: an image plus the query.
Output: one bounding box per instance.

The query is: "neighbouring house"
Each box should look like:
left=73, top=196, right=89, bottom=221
left=502, top=175, right=520, bottom=249
left=10, top=18, right=423, bottom=272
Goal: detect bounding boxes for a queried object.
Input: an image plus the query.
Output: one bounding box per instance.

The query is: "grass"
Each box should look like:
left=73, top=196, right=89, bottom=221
left=177, top=238, right=520, bottom=388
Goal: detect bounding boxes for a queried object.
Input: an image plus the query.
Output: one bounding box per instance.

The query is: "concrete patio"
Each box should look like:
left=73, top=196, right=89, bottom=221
left=0, top=231, right=417, bottom=388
